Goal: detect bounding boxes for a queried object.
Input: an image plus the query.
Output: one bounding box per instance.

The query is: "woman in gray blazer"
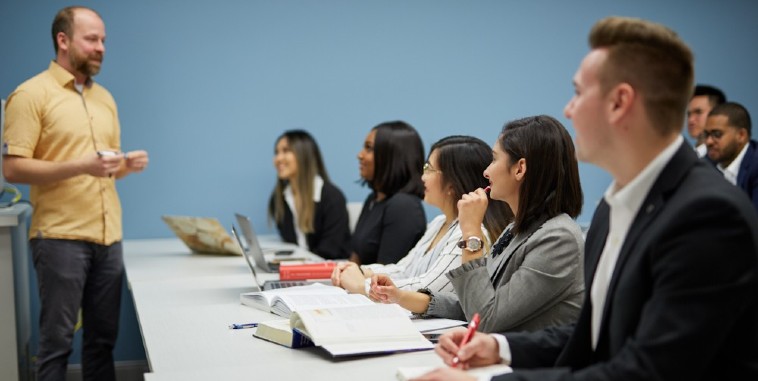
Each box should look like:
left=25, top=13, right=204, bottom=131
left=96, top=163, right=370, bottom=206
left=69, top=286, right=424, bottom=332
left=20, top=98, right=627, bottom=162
left=371, top=115, right=585, bottom=333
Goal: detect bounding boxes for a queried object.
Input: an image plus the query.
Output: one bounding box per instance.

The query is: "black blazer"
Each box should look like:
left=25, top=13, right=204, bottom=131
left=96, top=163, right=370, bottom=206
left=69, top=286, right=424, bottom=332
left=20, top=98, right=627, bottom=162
left=277, top=181, right=351, bottom=260
left=351, top=192, right=426, bottom=265
left=737, top=140, right=758, bottom=214
left=498, top=142, right=758, bottom=380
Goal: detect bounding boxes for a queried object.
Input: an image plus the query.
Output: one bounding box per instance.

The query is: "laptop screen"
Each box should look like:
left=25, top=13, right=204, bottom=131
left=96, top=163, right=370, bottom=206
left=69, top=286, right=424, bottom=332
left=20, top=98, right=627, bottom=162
left=231, top=225, right=263, bottom=292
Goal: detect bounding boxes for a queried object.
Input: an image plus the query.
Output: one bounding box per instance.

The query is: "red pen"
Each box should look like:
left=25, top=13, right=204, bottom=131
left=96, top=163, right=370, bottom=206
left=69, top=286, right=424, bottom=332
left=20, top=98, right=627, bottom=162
left=483, top=186, right=491, bottom=194
left=451, top=313, right=480, bottom=368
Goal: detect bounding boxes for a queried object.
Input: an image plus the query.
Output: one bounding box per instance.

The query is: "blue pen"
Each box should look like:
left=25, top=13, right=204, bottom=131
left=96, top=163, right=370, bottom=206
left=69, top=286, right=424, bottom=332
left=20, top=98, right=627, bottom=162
left=228, top=323, right=258, bottom=330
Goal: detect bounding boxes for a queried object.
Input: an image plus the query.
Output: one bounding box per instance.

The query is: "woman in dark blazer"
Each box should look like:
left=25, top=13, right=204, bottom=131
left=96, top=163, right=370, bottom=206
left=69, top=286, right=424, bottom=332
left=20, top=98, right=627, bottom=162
left=268, top=130, right=350, bottom=260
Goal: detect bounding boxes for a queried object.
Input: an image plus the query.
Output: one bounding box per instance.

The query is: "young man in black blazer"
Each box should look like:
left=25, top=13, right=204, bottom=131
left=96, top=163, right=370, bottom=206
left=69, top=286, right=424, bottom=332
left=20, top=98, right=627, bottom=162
left=419, top=16, right=758, bottom=381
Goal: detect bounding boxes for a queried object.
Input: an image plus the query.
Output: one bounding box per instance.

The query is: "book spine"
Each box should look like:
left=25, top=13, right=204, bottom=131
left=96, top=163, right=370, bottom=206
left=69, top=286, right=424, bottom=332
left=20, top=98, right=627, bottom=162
left=292, top=328, right=314, bottom=348
left=279, top=264, right=336, bottom=280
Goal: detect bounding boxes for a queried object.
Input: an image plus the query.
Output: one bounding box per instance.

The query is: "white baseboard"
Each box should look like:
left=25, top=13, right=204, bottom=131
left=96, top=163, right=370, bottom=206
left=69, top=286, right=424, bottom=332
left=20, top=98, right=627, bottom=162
left=64, top=360, right=149, bottom=381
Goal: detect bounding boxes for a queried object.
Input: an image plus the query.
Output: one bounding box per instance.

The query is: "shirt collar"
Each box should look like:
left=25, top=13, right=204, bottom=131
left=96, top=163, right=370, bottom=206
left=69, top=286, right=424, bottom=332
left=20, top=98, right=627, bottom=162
left=283, top=175, right=325, bottom=202
left=48, top=60, right=93, bottom=89
left=717, top=141, right=749, bottom=178
left=604, top=135, right=683, bottom=213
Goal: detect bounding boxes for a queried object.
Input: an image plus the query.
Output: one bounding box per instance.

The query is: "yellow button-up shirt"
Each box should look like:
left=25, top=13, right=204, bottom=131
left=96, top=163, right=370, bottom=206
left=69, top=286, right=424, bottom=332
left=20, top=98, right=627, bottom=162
left=4, top=61, right=122, bottom=245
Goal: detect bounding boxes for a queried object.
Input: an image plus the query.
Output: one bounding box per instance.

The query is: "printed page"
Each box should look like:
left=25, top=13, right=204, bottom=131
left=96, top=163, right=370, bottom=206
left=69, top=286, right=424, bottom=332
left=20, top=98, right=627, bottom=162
left=291, top=304, right=429, bottom=346
left=265, top=283, right=347, bottom=296
left=240, top=283, right=347, bottom=312
left=271, top=293, right=373, bottom=318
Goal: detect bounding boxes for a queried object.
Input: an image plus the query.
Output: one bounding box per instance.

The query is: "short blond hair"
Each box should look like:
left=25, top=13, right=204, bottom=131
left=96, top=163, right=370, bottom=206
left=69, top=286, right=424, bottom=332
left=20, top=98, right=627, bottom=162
left=589, top=16, right=694, bottom=135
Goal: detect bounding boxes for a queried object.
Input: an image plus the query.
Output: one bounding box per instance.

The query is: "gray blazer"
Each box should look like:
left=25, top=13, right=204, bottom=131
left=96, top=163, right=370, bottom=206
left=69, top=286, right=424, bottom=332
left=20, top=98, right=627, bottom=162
left=422, top=213, right=584, bottom=333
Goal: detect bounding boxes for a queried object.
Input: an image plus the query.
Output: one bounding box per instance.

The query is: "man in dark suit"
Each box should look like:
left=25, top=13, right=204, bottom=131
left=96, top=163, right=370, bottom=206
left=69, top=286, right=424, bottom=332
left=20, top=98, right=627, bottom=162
left=704, top=102, right=758, bottom=213
left=416, top=16, right=758, bottom=381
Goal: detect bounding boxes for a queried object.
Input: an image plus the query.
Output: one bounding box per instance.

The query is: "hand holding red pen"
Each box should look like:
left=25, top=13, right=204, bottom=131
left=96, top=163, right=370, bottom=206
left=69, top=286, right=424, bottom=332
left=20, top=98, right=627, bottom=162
left=452, top=313, right=480, bottom=368
left=434, top=321, right=501, bottom=371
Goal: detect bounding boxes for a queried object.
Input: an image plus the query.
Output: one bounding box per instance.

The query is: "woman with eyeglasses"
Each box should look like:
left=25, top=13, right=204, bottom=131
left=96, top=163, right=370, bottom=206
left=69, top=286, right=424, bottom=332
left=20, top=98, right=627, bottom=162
left=350, top=121, right=427, bottom=265
left=268, top=130, right=351, bottom=260
left=371, top=115, right=585, bottom=333
left=332, top=136, right=512, bottom=296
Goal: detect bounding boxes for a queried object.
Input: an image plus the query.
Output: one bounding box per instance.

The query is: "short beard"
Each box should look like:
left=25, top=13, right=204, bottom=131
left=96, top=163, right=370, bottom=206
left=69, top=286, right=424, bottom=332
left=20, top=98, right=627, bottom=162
left=69, top=51, right=102, bottom=78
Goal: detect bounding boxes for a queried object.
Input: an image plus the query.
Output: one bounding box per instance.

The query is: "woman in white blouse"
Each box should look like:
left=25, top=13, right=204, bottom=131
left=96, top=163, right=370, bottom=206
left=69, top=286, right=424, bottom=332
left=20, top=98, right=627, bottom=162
left=331, top=135, right=512, bottom=295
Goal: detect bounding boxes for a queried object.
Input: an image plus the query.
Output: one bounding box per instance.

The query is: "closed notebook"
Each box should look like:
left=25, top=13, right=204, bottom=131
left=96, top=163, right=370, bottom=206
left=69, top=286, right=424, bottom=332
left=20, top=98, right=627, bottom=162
left=253, top=319, right=314, bottom=349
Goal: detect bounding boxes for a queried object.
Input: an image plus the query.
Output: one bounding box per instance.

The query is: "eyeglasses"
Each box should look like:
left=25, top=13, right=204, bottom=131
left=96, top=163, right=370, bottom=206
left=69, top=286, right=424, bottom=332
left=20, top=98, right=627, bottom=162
left=423, top=162, right=442, bottom=174
left=702, top=129, right=725, bottom=140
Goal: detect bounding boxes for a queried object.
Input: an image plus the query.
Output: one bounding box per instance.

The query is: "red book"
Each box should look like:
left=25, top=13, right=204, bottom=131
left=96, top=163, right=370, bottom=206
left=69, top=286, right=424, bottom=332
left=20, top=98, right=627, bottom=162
left=278, top=262, right=337, bottom=281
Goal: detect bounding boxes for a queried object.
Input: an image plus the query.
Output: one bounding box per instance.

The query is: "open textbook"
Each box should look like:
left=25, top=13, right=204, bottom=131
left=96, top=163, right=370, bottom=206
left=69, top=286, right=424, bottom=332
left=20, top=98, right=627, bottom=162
left=240, top=283, right=374, bottom=318
left=254, top=315, right=466, bottom=350
left=396, top=364, right=513, bottom=381
left=289, top=303, right=435, bottom=357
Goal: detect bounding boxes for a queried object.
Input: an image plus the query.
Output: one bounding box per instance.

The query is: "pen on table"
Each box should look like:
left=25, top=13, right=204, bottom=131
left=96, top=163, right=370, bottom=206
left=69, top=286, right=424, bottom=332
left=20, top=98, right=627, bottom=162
left=228, top=323, right=258, bottom=330
left=451, top=313, right=480, bottom=368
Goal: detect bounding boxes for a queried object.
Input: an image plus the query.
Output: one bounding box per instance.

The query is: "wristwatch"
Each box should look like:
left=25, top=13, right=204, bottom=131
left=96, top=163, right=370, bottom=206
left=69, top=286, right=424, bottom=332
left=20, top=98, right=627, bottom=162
left=457, top=236, right=483, bottom=252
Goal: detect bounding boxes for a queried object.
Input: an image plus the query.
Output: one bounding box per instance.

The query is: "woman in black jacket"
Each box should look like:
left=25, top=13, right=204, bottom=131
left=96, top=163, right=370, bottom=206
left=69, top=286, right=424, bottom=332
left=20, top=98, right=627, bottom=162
left=268, top=130, right=350, bottom=260
left=351, top=121, right=427, bottom=265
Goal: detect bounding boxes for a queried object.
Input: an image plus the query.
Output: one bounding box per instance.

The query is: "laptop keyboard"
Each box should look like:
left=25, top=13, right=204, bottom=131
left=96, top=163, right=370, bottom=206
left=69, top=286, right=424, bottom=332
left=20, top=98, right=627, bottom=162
left=268, top=281, right=307, bottom=289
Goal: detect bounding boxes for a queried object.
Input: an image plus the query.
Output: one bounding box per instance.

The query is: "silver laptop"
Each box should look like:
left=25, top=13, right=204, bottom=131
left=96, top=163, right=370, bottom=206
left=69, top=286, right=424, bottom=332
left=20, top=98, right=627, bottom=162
left=234, top=213, right=302, bottom=273
left=231, top=225, right=312, bottom=291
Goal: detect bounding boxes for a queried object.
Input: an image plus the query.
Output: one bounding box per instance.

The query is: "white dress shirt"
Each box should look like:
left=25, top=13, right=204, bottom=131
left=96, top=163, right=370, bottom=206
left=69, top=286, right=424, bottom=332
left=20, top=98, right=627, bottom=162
left=695, top=143, right=707, bottom=158
left=283, top=175, right=324, bottom=248
left=716, top=142, right=749, bottom=186
left=590, top=135, right=683, bottom=348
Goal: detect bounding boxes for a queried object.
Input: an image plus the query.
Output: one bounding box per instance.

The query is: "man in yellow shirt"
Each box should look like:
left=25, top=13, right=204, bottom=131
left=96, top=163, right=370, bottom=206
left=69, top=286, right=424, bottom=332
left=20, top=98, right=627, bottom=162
left=3, top=6, right=148, bottom=381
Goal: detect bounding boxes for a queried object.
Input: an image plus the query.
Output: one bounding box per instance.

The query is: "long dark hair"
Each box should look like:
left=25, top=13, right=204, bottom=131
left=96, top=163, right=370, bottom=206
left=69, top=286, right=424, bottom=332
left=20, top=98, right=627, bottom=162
left=268, top=130, right=330, bottom=233
left=370, top=121, right=424, bottom=198
left=499, top=115, right=583, bottom=234
left=432, top=136, right=512, bottom=242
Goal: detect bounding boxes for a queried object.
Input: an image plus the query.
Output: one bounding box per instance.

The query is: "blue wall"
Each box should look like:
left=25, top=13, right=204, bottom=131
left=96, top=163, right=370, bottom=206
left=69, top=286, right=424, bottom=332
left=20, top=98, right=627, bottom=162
left=2, top=0, right=757, bottom=365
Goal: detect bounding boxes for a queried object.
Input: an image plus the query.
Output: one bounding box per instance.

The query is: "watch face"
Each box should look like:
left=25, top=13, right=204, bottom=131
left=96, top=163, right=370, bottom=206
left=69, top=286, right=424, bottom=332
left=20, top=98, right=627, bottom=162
left=467, top=237, right=482, bottom=251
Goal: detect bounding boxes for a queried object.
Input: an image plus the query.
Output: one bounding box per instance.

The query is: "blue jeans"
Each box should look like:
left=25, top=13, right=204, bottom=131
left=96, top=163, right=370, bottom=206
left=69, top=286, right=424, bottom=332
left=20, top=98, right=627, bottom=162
left=32, top=239, right=124, bottom=381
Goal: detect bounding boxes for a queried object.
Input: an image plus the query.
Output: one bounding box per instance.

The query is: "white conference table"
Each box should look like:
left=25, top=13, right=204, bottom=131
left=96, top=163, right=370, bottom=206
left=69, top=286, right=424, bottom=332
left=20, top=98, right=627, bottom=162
left=124, top=238, right=442, bottom=381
